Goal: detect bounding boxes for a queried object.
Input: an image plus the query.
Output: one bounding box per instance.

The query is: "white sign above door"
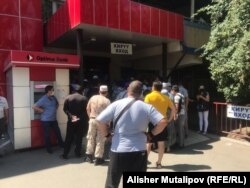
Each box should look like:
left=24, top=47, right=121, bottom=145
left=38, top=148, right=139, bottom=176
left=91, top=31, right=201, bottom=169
left=111, top=42, right=133, bottom=55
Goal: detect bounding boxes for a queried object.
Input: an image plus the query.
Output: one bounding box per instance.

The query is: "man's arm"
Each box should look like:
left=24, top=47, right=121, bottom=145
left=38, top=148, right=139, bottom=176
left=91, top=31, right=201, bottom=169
left=32, top=105, right=44, bottom=113
left=96, top=120, right=110, bottom=138
left=96, top=103, right=115, bottom=138
left=4, top=108, right=8, bottom=124
left=151, top=118, right=167, bottom=136
left=86, top=103, right=91, bottom=117
left=32, top=97, right=44, bottom=113
left=168, top=100, right=176, bottom=122
left=63, top=99, right=72, bottom=118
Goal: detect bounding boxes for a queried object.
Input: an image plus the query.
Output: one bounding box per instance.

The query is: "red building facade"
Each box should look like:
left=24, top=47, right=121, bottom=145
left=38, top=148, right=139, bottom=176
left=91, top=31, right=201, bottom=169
left=0, top=0, right=185, bottom=149
left=0, top=0, right=43, bottom=94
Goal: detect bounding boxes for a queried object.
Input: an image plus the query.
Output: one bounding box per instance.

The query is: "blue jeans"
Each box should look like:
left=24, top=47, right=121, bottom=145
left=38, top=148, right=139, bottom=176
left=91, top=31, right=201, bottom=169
left=41, top=121, right=64, bottom=150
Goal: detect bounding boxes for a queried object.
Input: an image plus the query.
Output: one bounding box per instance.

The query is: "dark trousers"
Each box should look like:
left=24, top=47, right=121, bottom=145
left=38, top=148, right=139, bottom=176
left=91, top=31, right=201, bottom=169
left=63, top=120, right=85, bottom=156
left=0, top=118, right=6, bottom=136
left=105, top=150, right=147, bottom=188
left=41, top=121, right=64, bottom=150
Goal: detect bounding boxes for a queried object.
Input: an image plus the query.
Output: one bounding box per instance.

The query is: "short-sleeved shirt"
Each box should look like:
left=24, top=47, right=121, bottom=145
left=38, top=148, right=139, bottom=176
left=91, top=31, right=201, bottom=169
left=87, top=95, right=111, bottom=118
left=96, top=98, right=164, bottom=152
left=35, top=95, right=58, bottom=121
left=0, top=96, right=8, bottom=119
left=179, top=85, right=189, bottom=98
left=63, top=92, right=88, bottom=119
left=174, top=93, right=186, bottom=115
left=144, top=91, right=173, bottom=117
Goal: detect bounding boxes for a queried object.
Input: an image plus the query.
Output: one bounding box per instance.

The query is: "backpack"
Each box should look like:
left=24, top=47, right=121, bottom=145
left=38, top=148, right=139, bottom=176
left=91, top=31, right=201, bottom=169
left=176, top=93, right=183, bottom=114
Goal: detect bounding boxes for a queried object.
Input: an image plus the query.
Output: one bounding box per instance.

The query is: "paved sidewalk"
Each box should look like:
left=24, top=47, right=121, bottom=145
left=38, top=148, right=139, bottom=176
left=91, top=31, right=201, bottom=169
left=0, top=131, right=250, bottom=188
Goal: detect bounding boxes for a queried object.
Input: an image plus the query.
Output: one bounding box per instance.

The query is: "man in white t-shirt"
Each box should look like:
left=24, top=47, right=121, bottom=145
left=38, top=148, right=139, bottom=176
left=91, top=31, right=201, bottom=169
left=171, top=85, right=186, bottom=148
left=178, top=82, right=189, bottom=137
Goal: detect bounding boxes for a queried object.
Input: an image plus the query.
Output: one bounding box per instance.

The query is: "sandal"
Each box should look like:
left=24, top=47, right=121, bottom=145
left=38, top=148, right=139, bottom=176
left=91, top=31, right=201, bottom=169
left=156, top=162, right=162, bottom=169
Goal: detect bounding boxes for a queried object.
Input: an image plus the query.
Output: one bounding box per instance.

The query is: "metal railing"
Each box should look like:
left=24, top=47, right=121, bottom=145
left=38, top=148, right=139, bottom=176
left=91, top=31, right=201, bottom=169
left=212, top=102, right=250, bottom=140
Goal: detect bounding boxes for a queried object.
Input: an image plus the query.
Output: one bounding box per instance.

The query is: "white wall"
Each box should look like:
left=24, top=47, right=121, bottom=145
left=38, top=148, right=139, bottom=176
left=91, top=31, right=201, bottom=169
left=5, top=65, right=76, bottom=150
left=7, top=67, right=31, bottom=149
left=55, top=69, right=69, bottom=139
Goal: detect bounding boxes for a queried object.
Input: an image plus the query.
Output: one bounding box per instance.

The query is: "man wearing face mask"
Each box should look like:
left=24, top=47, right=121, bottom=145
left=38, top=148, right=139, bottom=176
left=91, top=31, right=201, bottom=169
left=32, top=85, right=64, bottom=154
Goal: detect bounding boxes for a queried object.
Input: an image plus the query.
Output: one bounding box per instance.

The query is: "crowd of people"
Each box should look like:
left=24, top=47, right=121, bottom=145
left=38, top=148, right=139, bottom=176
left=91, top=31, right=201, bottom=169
left=1, top=75, right=210, bottom=188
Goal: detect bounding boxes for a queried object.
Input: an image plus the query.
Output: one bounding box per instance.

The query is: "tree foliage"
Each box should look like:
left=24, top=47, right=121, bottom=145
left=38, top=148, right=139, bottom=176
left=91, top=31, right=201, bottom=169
left=198, top=0, right=250, bottom=103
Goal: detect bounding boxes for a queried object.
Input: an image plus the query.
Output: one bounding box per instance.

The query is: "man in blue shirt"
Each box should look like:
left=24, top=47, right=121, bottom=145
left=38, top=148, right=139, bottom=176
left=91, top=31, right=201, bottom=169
left=96, top=80, right=167, bottom=188
left=33, top=85, right=64, bottom=154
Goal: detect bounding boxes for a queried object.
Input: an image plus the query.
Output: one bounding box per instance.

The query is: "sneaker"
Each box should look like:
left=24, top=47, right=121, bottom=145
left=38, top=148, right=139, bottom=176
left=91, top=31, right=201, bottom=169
left=202, top=132, right=207, bottom=135
left=95, top=158, right=105, bottom=166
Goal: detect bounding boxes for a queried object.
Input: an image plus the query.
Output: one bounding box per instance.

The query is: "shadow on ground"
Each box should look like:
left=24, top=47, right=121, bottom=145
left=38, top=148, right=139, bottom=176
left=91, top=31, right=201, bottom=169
left=0, top=146, right=86, bottom=179
left=0, top=132, right=221, bottom=179
left=148, top=163, right=211, bottom=171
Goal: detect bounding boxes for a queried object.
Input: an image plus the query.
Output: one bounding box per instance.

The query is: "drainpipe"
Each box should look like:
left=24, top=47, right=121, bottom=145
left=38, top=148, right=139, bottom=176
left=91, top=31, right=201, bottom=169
left=191, top=0, right=195, bottom=19
left=166, top=42, right=186, bottom=80
left=166, top=53, right=186, bottom=80
left=162, top=43, right=167, bottom=79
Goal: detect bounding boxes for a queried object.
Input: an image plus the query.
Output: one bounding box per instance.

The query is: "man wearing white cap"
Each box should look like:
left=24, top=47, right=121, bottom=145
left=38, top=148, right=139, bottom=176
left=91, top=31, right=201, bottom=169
left=161, top=82, right=172, bottom=97
left=85, top=85, right=110, bottom=165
